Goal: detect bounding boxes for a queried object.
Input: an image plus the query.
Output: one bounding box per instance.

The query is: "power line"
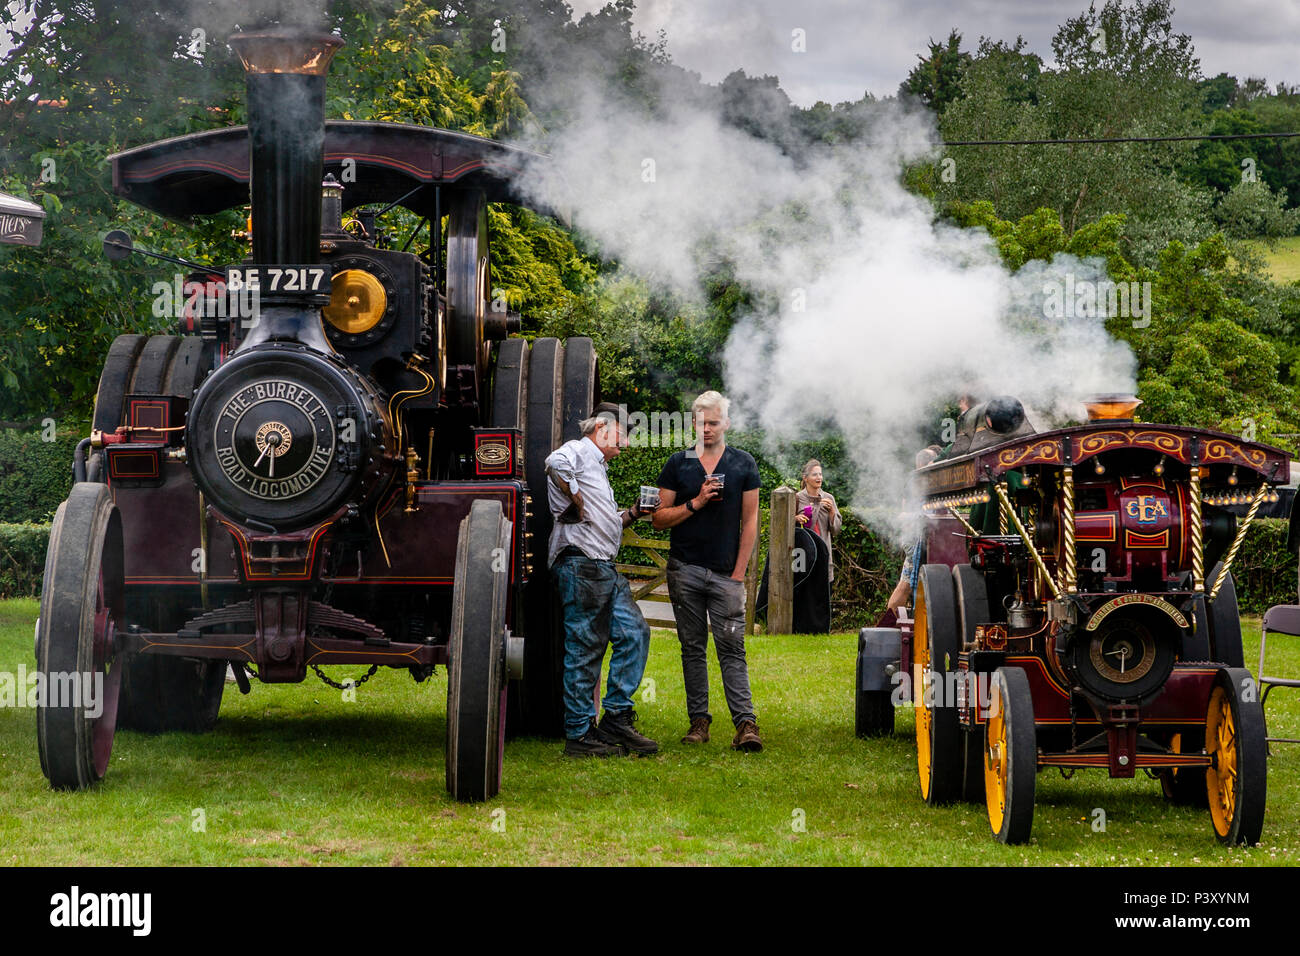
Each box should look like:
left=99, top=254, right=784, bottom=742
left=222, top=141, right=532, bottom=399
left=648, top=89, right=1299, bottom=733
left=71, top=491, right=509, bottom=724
left=943, top=132, right=1300, bottom=146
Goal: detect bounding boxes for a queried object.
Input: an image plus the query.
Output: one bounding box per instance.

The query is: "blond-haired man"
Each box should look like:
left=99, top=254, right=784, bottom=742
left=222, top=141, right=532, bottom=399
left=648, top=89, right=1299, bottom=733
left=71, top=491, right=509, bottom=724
left=652, top=391, right=762, bottom=751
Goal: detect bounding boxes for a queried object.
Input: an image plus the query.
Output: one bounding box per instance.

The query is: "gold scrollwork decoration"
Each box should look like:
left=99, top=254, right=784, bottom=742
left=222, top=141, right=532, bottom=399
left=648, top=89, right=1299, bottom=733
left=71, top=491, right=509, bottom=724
left=1201, top=439, right=1267, bottom=470
left=996, top=440, right=1062, bottom=469
left=1075, top=429, right=1186, bottom=461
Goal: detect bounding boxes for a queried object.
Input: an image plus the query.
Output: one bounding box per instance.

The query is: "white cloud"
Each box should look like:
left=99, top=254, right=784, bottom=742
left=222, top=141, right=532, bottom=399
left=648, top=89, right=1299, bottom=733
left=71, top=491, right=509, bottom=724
left=570, top=0, right=1300, bottom=105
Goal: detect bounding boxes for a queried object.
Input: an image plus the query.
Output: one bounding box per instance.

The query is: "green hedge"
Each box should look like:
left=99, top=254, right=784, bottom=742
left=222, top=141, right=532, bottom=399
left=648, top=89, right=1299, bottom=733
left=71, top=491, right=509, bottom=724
left=0, top=427, right=82, bottom=523
left=0, top=522, right=50, bottom=599
left=606, top=437, right=787, bottom=568
left=1226, top=518, right=1297, bottom=615
left=831, top=509, right=905, bottom=631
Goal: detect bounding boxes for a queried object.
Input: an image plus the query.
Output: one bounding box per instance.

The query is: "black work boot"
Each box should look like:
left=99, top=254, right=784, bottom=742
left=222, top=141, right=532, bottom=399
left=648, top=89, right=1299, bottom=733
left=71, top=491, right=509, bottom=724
left=597, top=709, right=660, bottom=755
left=564, top=724, right=628, bottom=757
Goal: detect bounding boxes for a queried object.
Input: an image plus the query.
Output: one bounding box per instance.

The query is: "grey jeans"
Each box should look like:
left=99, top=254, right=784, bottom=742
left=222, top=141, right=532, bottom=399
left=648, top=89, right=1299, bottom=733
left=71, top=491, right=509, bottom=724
left=666, top=557, right=756, bottom=727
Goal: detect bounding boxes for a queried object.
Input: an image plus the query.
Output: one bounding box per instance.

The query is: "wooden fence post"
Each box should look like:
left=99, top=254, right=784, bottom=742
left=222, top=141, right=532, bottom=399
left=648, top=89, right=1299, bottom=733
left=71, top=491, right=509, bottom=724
left=769, top=485, right=795, bottom=635
left=744, top=528, right=760, bottom=636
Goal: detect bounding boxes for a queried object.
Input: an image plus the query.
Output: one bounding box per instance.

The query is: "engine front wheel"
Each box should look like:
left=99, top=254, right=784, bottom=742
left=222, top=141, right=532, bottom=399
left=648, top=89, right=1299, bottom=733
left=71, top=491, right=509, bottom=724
left=984, top=667, right=1036, bottom=845
left=36, top=484, right=125, bottom=789
left=854, top=650, right=894, bottom=738
left=446, top=499, right=512, bottom=801
left=1205, top=667, right=1266, bottom=846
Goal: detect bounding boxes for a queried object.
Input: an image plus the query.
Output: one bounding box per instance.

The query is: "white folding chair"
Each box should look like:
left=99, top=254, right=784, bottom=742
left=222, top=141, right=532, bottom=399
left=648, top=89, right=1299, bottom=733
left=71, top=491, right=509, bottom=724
left=1258, top=604, right=1300, bottom=748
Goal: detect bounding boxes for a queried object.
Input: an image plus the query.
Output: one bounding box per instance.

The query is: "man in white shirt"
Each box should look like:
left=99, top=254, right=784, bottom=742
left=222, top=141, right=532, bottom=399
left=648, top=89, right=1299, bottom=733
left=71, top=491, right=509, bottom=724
left=545, top=402, right=658, bottom=757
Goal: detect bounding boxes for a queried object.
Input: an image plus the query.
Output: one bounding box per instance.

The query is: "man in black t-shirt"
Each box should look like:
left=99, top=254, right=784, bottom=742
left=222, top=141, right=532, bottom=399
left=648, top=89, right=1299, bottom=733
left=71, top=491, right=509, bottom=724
left=653, top=390, right=763, bottom=751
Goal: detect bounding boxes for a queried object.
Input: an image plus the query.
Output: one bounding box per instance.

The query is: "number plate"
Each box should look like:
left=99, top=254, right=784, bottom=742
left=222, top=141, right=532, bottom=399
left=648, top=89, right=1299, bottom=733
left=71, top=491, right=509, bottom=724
left=226, top=265, right=330, bottom=295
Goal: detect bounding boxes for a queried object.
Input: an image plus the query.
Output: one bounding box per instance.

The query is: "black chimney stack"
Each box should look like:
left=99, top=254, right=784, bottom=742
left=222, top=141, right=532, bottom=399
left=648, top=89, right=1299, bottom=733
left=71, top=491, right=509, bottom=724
left=229, top=29, right=343, bottom=350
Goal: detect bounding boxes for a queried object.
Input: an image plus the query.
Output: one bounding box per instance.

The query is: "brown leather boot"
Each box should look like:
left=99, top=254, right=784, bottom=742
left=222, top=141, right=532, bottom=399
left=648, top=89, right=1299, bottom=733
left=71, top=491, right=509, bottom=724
left=732, top=720, right=763, bottom=752
left=680, top=717, right=711, bottom=743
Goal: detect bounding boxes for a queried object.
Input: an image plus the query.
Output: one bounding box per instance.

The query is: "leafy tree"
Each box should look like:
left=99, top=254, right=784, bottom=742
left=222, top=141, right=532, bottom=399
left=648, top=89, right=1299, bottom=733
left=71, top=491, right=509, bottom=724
left=1199, top=73, right=1240, bottom=112
left=934, top=0, right=1213, bottom=265
left=536, top=275, right=728, bottom=409
left=899, top=29, right=971, bottom=113
left=1213, top=180, right=1300, bottom=239
left=791, top=93, right=881, bottom=145
left=955, top=201, right=1300, bottom=452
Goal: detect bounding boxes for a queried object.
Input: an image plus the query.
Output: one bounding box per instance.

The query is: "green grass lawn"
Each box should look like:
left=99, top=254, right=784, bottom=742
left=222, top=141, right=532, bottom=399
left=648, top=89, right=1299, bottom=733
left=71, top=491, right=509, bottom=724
left=1239, top=236, right=1300, bottom=284
left=2, top=596, right=1298, bottom=866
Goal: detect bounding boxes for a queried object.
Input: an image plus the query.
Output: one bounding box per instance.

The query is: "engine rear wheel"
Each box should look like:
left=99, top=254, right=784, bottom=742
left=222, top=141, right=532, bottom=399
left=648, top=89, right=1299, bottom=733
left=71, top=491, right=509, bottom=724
left=118, top=653, right=226, bottom=733
left=915, top=564, right=962, bottom=805
left=1207, top=562, right=1244, bottom=668
left=520, top=338, right=564, bottom=735
left=102, top=335, right=225, bottom=733
left=91, top=334, right=148, bottom=436
left=1206, top=667, right=1266, bottom=845
left=36, top=483, right=124, bottom=789
left=1159, top=731, right=1209, bottom=807
left=561, top=337, right=598, bottom=443
left=446, top=499, right=511, bottom=801
left=493, top=336, right=598, bottom=737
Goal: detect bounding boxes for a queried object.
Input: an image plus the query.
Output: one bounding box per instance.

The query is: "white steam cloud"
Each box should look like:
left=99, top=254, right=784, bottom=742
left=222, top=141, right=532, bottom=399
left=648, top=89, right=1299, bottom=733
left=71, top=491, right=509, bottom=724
left=516, top=85, right=1137, bottom=542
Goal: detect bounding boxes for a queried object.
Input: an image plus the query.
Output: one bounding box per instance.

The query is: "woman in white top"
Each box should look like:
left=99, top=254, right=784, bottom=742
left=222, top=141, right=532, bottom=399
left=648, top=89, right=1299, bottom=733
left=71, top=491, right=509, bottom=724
left=795, top=459, right=842, bottom=581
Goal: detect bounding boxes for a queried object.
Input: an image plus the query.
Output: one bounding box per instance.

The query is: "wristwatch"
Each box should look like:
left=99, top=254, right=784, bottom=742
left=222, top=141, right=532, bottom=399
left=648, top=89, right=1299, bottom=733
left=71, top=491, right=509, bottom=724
left=685, top=499, right=696, bottom=513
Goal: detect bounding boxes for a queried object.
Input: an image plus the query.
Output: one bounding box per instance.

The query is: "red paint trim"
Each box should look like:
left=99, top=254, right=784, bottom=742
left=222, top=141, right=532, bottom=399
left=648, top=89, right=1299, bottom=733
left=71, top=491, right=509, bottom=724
left=1076, top=514, right=1117, bottom=541
left=108, top=450, right=161, bottom=480
left=126, top=577, right=239, bottom=584
left=1125, top=528, right=1170, bottom=549
left=221, top=519, right=335, bottom=582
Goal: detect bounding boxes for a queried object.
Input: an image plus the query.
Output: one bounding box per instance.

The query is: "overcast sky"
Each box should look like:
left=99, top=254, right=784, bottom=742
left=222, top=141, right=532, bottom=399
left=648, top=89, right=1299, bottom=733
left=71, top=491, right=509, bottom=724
left=4, top=1, right=1297, bottom=107
left=567, top=0, right=1300, bottom=106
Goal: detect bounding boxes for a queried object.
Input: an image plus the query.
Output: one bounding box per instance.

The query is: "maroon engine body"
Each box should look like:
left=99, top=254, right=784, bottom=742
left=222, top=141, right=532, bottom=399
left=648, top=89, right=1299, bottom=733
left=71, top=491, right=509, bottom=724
left=857, top=404, right=1288, bottom=842
left=65, top=27, right=592, bottom=802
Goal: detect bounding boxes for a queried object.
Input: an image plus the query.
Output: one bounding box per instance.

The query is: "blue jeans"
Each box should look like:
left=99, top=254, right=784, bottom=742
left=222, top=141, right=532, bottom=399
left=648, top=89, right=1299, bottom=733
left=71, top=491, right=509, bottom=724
left=552, top=554, right=651, bottom=739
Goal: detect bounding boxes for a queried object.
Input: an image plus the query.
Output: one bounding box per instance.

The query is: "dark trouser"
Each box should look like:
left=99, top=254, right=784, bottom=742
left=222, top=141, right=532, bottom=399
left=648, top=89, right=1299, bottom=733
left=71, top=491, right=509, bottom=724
left=666, top=557, right=755, bottom=727
left=553, top=553, right=651, bottom=740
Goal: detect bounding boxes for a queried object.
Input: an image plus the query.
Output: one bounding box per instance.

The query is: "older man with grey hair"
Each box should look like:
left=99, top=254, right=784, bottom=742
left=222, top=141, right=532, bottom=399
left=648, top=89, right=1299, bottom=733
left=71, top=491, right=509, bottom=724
left=545, top=401, right=658, bottom=757
left=653, top=390, right=763, bottom=751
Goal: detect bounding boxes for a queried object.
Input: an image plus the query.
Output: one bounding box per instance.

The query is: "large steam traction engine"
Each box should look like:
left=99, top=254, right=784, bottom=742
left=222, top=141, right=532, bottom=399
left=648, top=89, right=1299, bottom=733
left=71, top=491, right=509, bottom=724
left=855, top=398, right=1287, bottom=844
left=36, top=30, right=594, bottom=801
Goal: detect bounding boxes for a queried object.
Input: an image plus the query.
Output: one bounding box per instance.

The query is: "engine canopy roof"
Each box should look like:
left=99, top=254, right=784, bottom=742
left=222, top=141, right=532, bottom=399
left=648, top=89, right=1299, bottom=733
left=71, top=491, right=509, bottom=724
left=919, top=422, right=1292, bottom=498
left=110, top=121, right=552, bottom=222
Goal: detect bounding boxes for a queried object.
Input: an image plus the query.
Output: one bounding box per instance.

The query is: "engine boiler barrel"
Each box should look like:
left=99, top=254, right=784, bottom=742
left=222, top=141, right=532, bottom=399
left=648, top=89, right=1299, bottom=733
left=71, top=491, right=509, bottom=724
left=187, top=345, right=395, bottom=532
left=1070, top=478, right=1190, bottom=582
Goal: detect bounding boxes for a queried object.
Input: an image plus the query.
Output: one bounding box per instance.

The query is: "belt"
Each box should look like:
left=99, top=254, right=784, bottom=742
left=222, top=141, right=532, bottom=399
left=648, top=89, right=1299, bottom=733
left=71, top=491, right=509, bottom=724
left=556, top=546, right=588, bottom=560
